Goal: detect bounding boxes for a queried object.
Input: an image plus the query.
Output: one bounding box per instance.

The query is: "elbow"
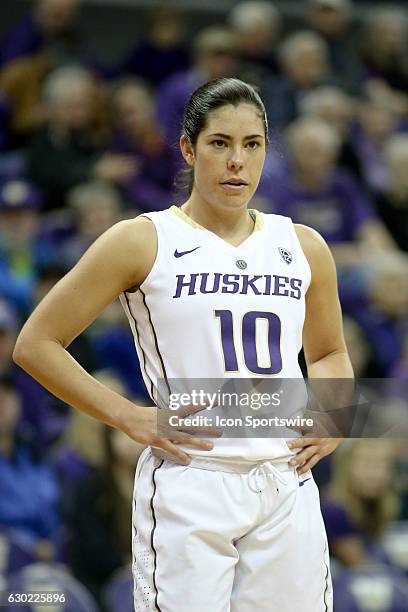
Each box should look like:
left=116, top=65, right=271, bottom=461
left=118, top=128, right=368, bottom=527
left=12, top=331, right=41, bottom=369
left=12, top=336, right=31, bottom=368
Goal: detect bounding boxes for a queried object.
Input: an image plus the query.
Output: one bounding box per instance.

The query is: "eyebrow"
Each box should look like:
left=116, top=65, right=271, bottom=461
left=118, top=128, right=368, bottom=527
left=207, top=132, right=264, bottom=140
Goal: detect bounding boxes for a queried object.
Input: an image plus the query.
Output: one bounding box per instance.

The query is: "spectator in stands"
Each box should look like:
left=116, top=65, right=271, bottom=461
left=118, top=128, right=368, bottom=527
left=306, top=0, right=363, bottom=94
left=0, top=180, right=47, bottom=316
left=67, top=411, right=145, bottom=604
left=269, top=117, right=395, bottom=265
left=26, top=66, right=136, bottom=211
left=0, top=50, right=57, bottom=147
left=54, top=370, right=117, bottom=517
left=300, top=86, right=363, bottom=183
left=0, top=374, right=61, bottom=561
left=262, top=31, right=335, bottom=128
left=120, top=7, right=190, bottom=87
left=157, top=26, right=238, bottom=148
left=0, top=0, right=81, bottom=68
left=342, top=317, right=372, bottom=377
left=228, top=1, right=281, bottom=85
left=359, top=6, right=408, bottom=94
left=110, top=78, right=175, bottom=211
left=375, top=135, right=408, bottom=252
left=322, top=439, right=400, bottom=565
left=353, top=96, right=401, bottom=196
left=0, top=299, right=19, bottom=376
left=58, top=181, right=122, bottom=269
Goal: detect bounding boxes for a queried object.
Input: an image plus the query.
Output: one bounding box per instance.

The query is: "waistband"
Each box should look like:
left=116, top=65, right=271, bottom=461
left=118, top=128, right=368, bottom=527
left=150, top=447, right=297, bottom=493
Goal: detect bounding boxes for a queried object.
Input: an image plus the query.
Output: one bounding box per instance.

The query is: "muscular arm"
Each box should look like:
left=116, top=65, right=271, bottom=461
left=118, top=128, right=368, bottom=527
left=13, top=216, right=157, bottom=431
left=287, top=225, right=354, bottom=472
left=296, top=224, right=353, bottom=379
left=13, top=216, right=213, bottom=463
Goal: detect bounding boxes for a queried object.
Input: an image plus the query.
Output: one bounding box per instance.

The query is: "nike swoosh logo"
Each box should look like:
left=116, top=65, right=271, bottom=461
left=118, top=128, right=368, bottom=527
left=299, top=478, right=311, bottom=487
left=174, top=246, right=201, bottom=258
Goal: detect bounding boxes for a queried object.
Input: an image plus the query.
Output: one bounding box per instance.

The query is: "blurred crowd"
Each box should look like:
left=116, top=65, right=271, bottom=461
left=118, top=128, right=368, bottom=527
left=0, top=0, right=408, bottom=610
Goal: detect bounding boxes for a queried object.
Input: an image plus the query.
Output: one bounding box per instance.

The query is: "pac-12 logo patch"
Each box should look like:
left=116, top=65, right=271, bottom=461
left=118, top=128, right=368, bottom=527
left=279, top=247, right=293, bottom=264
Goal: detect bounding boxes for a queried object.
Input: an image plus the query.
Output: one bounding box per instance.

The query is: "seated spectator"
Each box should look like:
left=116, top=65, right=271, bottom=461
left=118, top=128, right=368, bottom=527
left=57, top=181, right=123, bottom=269
left=322, top=439, right=400, bottom=566
left=262, top=30, right=336, bottom=129
left=53, top=370, right=118, bottom=521
left=157, top=26, right=239, bottom=148
left=26, top=66, right=136, bottom=211
left=0, top=299, right=19, bottom=377
left=110, top=78, right=176, bottom=211
left=300, top=86, right=364, bottom=183
left=0, top=50, right=55, bottom=147
left=306, top=0, right=363, bottom=94
left=228, top=1, right=281, bottom=86
left=66, top=418, right=145, bottom=604
left=0, top=297, right=58, bottom=446
left=359, top=6, right=408, bottom=94
left=0, top=180, right=48, bottom=316
left=269, top=117, right=395, bottom=266
left=120, top=7, right=190, bottom=87
left=0, top=374, right=61, bottom=561
left=375, top=135, right=408, bottom=252
left=0, top=0, right=81, bottom=68
left=342, top=316, right=373, bottom=377
left=353, top=96, right=401, bottom=196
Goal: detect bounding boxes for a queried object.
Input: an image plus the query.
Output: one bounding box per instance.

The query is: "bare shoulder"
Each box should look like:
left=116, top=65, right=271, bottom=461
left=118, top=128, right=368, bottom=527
left=75, top=214, right=158, bottom=292
left=294, top=223, right=335, bottom=277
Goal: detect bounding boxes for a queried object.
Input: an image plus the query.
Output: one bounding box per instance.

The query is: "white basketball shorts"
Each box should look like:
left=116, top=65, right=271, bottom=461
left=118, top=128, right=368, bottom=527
left=132, top=447, right=333, bottom=612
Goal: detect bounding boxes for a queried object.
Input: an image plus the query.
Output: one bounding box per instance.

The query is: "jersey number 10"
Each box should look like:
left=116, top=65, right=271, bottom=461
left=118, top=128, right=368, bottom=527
left=215, top=310, right=282, bottom=375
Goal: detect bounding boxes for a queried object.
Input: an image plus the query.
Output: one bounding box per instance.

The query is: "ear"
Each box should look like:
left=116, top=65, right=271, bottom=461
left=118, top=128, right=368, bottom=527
left=180, top=134, right=195, bottom=167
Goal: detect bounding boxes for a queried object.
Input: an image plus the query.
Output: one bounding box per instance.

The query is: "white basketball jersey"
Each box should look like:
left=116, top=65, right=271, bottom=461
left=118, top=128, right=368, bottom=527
left=119, top=205, right=311, bottom=462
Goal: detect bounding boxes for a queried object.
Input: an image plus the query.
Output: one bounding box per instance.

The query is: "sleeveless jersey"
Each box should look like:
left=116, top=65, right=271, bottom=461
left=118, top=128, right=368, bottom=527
left=119, top=205, right=311, bottom=462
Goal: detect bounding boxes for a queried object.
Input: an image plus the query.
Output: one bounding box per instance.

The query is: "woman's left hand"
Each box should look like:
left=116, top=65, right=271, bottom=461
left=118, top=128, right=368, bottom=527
left=287, top=438, right=343, bottom=475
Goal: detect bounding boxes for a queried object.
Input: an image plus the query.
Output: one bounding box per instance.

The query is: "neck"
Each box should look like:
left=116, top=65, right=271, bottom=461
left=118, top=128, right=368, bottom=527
left=181, top=194, right=254, bottom=241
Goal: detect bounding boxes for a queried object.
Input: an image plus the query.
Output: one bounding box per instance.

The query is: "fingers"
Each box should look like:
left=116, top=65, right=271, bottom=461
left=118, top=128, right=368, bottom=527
left=153, top=434, right=214, bottom=465
left=154, top=439, right=191, bottom=465
left=168, top=431, right=214, bottom=451
left=289, top=444, right=317, bottom=468
left=297, top=453, right=320, bottom=475
left=287, top=438, right=320, bottom=450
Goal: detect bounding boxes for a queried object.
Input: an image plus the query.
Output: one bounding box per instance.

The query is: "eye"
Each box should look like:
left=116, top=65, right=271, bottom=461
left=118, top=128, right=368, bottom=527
left=245, top=141, right=261, bottom=150
left=211, top=139, right=227, bottom=148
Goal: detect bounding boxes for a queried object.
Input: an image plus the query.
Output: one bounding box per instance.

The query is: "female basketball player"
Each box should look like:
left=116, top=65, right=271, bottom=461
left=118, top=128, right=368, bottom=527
left=14, top=78, right=353, bottom=611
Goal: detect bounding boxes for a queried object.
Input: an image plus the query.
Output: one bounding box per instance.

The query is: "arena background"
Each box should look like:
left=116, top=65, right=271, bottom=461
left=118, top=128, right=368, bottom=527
left=0, top=1, right=407, bottom=610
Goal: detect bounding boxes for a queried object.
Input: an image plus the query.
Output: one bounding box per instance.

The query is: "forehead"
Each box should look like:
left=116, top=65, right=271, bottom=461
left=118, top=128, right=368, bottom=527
left=201, top=103, right=265, bottom=136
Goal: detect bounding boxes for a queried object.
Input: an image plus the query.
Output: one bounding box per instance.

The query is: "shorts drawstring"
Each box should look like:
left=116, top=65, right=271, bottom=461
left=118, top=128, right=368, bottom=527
left=248, top=461, right=289, bottom=494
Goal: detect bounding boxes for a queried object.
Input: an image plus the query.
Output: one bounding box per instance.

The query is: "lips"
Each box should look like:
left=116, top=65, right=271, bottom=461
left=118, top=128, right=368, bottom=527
left=221, top=178, right=248, bottom=186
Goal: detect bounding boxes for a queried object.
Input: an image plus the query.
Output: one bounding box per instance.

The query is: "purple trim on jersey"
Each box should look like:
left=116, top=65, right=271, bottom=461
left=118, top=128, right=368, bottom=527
left=323, top=539, right=330, bottom=612
left=150, top=459, right=164, bottom=612
left=124, top=291, right=155, bottom=402
left=139, top=288, right=171, bottom=399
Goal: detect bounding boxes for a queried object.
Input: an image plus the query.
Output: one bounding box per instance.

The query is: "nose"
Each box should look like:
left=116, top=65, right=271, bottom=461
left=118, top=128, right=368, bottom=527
left=227, top=148, right=244, bottom=171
